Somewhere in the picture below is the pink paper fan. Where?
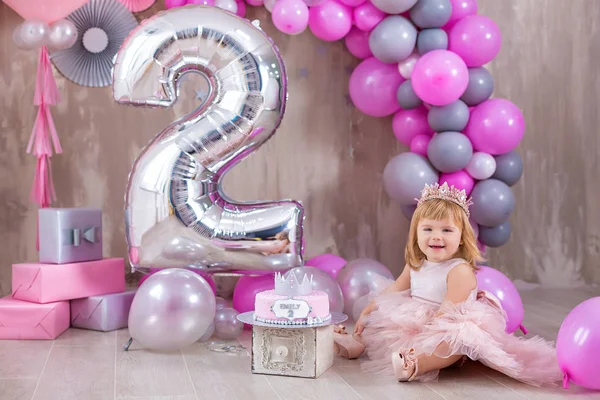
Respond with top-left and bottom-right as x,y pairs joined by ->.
117,0 -> 157,12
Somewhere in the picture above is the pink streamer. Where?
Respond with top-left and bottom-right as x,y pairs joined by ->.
28,45 -> 62,210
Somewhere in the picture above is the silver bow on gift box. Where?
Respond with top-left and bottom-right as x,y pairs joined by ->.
112,6 -> 305,275
67,227 -> 98,246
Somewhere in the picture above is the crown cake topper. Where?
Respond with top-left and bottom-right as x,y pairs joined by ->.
275,271 -> 313,296
416,182 -> 474,217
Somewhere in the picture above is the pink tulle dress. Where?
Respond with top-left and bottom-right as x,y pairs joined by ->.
359,258 -> 562,387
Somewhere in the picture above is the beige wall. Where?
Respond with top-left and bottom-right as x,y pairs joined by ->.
1,0 -> 598,297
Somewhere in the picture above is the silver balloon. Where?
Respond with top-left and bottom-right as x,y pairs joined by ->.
461,67 -> 494,106
113,6 -> 305,275
17,21 -> 48,50
284,266 -> 344,313
397,80 -> 422,110
383,152 -> 439,205
417,28 -> 448,55
369,16 -> 417,64
199,321 -> 215,341
47,19 -> 78,50
427,100 -> 469,132
478,220 -> 511,248
214,307 -> 244,340
264,0 -> 277,12
336,258 -> 394,316
427,131 -> 473,173
129,268 -> 216,351
409,0 -> 452,29
492,150 -> 523,187
470,179 -> 515,227
215,296 -> 228,310
371,0 -> 418,14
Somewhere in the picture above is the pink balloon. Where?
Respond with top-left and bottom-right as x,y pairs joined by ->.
165,0 -> 187,8
449,15 -> 502,67
236,0 -> 246,17
557,297 -> 600,390
308,0 -> 353,42
411,49 -> 469,106
464,98 -> 525,155
233,275 -> 274,314
443,0 -> 478,30
3,0 -> 87,24
305,254 -> 347,279
344,27 -> 372,59
410,134 -> 432,157
272,0 -> 309,35
186,0 -> 215,4
392,106 -> 433,146
339,0 -> 366,5
349,57 -> 404,117
353,1 -> 386,32
476,266 -> 524,334
439,170 -> 475,195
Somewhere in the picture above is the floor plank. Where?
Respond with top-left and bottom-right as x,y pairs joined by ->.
0,378 -> 38,400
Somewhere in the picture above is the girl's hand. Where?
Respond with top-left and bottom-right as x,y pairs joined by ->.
354,316 -> 367,335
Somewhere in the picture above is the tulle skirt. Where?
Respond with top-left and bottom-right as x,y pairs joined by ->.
359,290 -> 563,387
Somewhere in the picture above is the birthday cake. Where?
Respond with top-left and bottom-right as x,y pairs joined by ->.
254,271 -> 331,325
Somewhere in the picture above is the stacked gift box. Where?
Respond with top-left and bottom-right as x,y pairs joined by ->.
0,208 -> 136,340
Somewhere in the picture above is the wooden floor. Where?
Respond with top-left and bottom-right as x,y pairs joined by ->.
1,287 -> 600,400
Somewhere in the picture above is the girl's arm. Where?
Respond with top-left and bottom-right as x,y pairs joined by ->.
433,263 -> 477,317
354,264 -> 411,334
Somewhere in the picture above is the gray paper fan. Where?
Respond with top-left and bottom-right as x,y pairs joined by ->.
50,0 -> 138,87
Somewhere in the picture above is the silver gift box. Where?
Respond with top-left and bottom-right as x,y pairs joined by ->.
251,325 -> 334,379
70,289 -> 136,332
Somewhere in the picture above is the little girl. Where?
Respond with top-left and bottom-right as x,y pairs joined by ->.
333,182 -> 562,387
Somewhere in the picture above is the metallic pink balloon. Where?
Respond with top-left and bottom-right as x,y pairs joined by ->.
476,266 -> 524,334
47,19 -> 78,50
214,307 -> 244,340
349,57 -> 404,117
336,258 -> 394,315
129,268 -> 216,351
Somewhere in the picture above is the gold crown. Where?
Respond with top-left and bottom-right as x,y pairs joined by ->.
416,182 -> 473,217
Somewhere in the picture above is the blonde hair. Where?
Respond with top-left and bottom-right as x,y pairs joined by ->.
405,198 -> 484,270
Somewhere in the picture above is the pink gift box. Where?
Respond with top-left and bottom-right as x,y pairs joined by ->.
0,296 -> 70,340
12,258 -> 126,304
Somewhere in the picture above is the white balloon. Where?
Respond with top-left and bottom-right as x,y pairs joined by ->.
467,152 -> 497,180
264,0 -> 277,12
47,19 -> 78,50
398,52 -> 420,80
215,0 -> 238,13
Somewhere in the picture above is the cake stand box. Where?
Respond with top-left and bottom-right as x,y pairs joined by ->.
238,312 -> 347,379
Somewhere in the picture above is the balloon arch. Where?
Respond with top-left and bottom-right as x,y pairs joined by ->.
166,0 -> 525,251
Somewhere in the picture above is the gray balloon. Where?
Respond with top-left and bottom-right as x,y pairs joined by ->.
369,16 -> 417,63
492,151 -> 523,187
409,0 -> 452,29
371,0 -> 418,14
400,204 -> 417,221
428,100 -> 470,132
397,80 -> 422,110
383,153 -> 439,205
461,67 -> 494,106
478,220 -> 511,247
427,131 -> 473,173
336,258 -> 394,316
417,28 -> 448,54
214,307 -> 244,340
470,179 -> 515,227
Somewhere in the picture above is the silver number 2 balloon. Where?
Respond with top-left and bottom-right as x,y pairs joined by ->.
112,6 -> 305,275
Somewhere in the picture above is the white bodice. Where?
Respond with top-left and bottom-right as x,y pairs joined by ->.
410,258 -> 477,304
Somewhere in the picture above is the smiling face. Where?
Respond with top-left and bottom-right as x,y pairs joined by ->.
416,217 -> 462,263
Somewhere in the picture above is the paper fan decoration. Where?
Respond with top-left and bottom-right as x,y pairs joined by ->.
117,0 -> 157,13
50,0 -> 138,87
